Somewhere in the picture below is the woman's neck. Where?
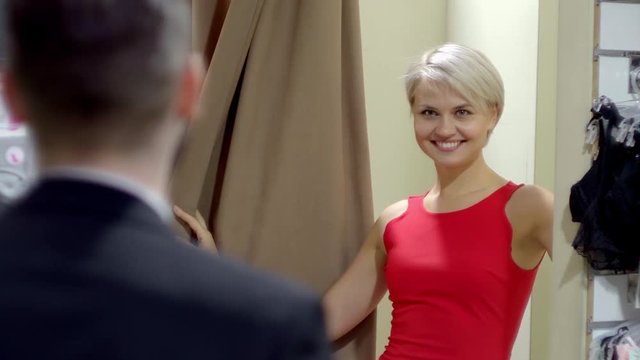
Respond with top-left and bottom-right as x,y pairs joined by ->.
431,155 -> 502,197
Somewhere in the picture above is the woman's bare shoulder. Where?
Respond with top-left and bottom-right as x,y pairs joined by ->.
507,184 -> 554,236
509,184 -> 553,215
374,199 -> 410,237
508,184 -> 554,257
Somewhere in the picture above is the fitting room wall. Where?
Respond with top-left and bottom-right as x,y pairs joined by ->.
531,0 -> 559,358
550,0 -> 594,358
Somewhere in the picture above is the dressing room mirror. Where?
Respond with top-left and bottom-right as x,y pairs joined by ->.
358,1 -> 555,358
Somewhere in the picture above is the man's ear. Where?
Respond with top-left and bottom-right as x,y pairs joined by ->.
177,53 -> 205,124
1,71 -> 27,125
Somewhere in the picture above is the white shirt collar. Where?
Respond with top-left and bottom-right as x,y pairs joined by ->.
39,166 -> 173,222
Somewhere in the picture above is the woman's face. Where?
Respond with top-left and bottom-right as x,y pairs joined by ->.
411,81 -> 497,170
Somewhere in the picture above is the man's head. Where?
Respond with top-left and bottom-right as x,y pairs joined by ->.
3,0 -> 199,157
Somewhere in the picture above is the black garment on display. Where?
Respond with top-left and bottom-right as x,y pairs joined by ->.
570,98 -> 640,271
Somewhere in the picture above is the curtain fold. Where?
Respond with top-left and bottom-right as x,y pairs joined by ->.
171,0 -> 264,220
172,1 -> 374,358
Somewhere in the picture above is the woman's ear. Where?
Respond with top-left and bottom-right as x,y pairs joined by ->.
176,54 -> 205,124
485,105 -> 499,140
489,105 -> 499,131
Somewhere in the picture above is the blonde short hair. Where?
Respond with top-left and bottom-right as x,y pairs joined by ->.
404,43 -> 504,119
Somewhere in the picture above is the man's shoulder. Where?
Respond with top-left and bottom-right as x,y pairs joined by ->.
155,247 -> 327,346
175,248 -> 321,312
148,248 -> 329,357
0,205 -> 329,358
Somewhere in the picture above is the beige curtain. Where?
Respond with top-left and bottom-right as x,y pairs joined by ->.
171,1 -> 374,358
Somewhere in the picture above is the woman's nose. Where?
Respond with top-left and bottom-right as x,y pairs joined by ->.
434,116 -> 456,137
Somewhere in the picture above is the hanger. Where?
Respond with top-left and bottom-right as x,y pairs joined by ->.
616,66 -> 640,118
590,69 -> 640,149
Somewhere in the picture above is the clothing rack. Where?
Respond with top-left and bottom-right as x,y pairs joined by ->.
579,96 -> 640,173
587,1 -> 640,358
594,49 -> 640,58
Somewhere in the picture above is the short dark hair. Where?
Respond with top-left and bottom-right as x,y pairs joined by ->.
5,0 -> 190,149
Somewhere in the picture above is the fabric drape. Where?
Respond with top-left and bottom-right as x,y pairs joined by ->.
171,1 -> 375,358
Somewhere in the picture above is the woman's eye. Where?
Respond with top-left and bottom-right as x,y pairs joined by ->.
456,109 -> 471,117
422,110 -> 438,117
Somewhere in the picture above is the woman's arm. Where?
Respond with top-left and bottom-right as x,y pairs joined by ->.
322,199 -> 407,341
507,185 -> 554,262
322,224 -> 388,340
531,187 -> 554,260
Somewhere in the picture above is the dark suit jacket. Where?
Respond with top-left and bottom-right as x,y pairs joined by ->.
0,179 -> 332,360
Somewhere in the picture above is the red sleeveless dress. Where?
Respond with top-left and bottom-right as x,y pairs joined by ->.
380,182 -> 539,360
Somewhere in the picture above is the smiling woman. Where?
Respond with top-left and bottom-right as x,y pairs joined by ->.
320,43 -> 554,360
